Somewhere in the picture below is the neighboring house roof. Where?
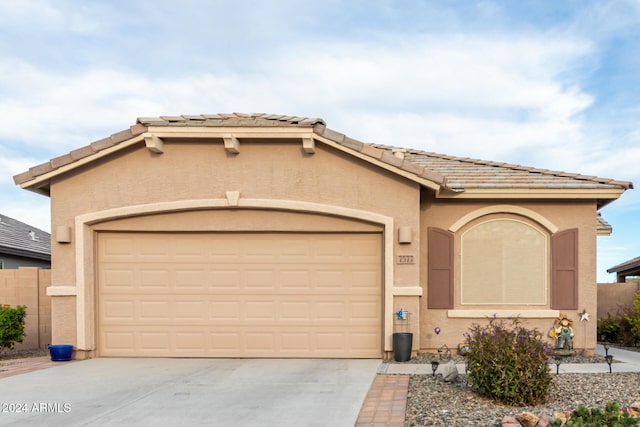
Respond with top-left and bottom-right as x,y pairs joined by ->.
596,213 -> 613,236
14,113 -> 633,209
607,256 -> 640,276
0,214 -> 51,261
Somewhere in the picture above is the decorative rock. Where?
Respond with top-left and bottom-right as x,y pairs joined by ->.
501,415 -> 521,426
516,412 -> 539,427
535,414 -> 551,427
622,400 -> 640,417
442,360 -> 459,382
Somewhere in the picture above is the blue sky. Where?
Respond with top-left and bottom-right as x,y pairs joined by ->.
1,0 -> 638,282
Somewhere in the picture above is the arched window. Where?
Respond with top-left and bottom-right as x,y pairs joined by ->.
460,218 -> 547,305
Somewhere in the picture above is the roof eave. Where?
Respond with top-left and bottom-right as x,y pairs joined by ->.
435,187 -> 627,203
0,246 -> 51,261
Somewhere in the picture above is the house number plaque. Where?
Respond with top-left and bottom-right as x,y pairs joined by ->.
396,255 -> 415,264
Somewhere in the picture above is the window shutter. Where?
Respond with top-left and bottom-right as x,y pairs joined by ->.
551,228 -> 578,310
427,227 -> 454,309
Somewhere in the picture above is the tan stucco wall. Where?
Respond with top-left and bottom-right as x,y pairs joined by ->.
48,139 -> 423,355
420,200 -> 599,355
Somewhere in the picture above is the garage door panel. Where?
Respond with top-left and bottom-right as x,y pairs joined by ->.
175,332 -> 206,350
209,332 -> 240,352
175,301 -> 206,320
98,232 -> 381,358
140,269 -> 171,288
140,301 -> 170,320
140,332 -> 170,350
103,331 -> 134,352
103,300 -> 135,321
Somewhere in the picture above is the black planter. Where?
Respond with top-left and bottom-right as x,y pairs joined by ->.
392,332 -> 413,362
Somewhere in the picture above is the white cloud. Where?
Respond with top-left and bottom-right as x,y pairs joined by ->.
0,34 -> 595,157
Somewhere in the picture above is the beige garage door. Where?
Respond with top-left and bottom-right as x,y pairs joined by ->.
97,232 -> 382,358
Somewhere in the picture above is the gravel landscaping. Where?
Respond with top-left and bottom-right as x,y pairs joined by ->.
407,372 -> 640,426
0,348 -> 48,361
405,351 -> 640,426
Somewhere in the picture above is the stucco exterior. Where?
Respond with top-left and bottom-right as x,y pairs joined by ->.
14,113 -> 632,359
420,200 -> 599,354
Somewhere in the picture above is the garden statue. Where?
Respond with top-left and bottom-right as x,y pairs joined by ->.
548,313 -> 574,350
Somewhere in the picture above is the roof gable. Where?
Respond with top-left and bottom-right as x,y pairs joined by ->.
14,113 -> 632,207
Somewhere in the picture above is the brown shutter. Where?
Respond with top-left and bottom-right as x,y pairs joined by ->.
427,227 -> 454,309
551,228 -> 578,310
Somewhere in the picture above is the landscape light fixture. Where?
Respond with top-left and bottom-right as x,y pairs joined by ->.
603,342 -> 611,356
605,354 -> 614,373
431,360 -> 440,377
553,356 -> 562,374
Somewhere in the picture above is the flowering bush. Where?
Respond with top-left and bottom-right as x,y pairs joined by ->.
465,316 -> 552,406
0,304 -> 27,349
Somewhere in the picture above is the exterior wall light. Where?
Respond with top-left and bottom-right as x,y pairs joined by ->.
398,226 -> 412,244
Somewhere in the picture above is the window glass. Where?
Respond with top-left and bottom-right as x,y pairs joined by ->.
461,218 -> 547,305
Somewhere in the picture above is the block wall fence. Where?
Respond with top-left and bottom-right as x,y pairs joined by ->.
0,267 -> 51,350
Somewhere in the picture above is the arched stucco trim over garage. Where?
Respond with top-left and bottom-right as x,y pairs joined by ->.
69,197 -> 396,354
448,204 -> 559,233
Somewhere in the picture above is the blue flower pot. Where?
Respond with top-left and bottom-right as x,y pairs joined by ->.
49,344 -> 74,361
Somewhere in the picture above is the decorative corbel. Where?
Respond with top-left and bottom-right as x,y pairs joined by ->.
143,132 -> 164,154
302,135 -> 315,154
223,135 -> 240,154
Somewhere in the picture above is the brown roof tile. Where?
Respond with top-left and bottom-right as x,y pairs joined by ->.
380,150 -> 404,168
597,213 -> 612,234
341,136 -> 364,151
369,145 -> 633,191
90,136 -> 116,152
49,154 -> 74,170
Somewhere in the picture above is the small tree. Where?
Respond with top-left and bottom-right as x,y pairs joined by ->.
624,290 -> 640,345
0,304 -> 27,349
465,316 -> 552,406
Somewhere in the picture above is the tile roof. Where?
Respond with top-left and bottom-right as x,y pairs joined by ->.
13,113 -> 633,200
597,212 -> 612,234
371,145 -> 633,191
0,214 -> 51,261
136,113 -> 326,128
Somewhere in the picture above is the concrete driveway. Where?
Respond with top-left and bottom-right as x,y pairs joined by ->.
0,358 -> 380,427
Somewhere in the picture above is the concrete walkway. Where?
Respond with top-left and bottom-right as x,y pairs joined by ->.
381,344 -> 640,375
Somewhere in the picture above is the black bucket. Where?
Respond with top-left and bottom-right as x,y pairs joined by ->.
392,332 -> 413,362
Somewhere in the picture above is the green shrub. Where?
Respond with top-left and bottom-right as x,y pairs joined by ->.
598,313 -> 623,343
624,290 -> 640,346
0,304 -> 27,349
465,317 -> 552,406
565,402 -> 640,426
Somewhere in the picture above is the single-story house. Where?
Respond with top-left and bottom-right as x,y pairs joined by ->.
14,113 -> 633,359
0,213 -> 51,269
607,256 -> 640,283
